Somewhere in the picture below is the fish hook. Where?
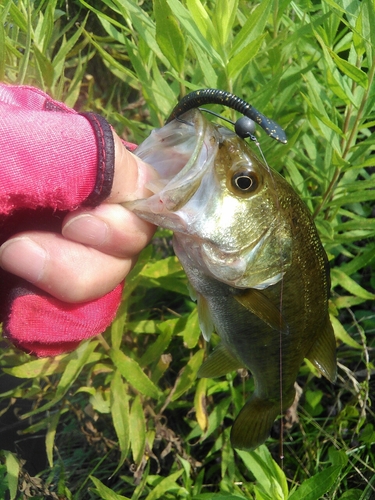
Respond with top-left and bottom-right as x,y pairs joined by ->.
166,89 -> 287,144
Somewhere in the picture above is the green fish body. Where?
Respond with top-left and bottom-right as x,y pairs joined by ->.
127,109 -> 337,450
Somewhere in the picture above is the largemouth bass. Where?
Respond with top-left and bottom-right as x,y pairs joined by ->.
126,106 -> 337,450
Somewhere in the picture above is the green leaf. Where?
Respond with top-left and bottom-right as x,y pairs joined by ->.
190,39 -> 218,88
361,0 -> 375,59
110,369 -> 130,470
330,315 -> 362,349
193,496 -> 245,500
17,0 -> 32,84
194,378 -> 208,432
0,0 -> 12,81
213,0 -> 239,47
3,451 -> 19,500
337,490 -> 363,500
328,49 -> 368,89
90,476 -> 131,499
140,256 -> 182,278
130,395 -> 146,465
52,16 -> 87,84
165,0 -> 223,65
171,349 -> 205,401
154,0 -> 186,73
82,29 -> 137,84
21,341 -> 99,418
186,0 -> 221,51
314,31 -> 355,105
35,0 -> 56,54
337,243 -> 375,276
230,0 -> 272,56
301,80 -> 342,152
2,354 -> 73,378
328,446 -> 349,466
331,268 -> 375,300
353,4 -> 367,56
182,308 -> 201,349
301,91 -> 344,137
329,190 -> 375,206
89,387 -> 111,414
203,396 -> 232,440
139,320 -> 174,367
236,446 -> 288,500
110,349 -> 160,399
288,465 -> 341,500
333,295 -> 367,309
227,34 -> 265,80
46,410 -> 61,467
144,470 -> 183,500
78,0 -> 128,32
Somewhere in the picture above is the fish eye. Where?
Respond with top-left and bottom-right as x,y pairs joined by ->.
231,170 -> 259,192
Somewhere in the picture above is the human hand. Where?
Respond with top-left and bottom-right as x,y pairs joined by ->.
0,132 -> 157,303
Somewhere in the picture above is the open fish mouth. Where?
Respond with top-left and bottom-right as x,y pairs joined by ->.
125,109 -> 215,224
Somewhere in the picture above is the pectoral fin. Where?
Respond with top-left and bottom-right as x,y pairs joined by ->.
305,315 -> 337,383
234,288 -> 289,333
197,293 -> 214,342
198,344 -> 244,378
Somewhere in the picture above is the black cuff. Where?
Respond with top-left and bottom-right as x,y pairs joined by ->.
79,112 -> 115,206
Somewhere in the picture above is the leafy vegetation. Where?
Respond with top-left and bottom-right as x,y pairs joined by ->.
0,0 -> 374,498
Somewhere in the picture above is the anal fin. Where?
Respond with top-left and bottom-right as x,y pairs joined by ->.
234,288 -> 289,333
197,343 -> 244,378
305,315 -> 337,383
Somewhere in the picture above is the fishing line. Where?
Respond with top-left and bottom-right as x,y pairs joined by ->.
251,137 -> 286,465
198,108 -> 236,126
202,103 -> 287,463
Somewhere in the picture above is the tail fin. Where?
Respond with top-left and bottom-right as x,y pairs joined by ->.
230,396 -> 281,450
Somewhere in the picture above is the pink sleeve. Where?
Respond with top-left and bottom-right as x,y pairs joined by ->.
0,84 -> 114,215
0,84 -> 125,357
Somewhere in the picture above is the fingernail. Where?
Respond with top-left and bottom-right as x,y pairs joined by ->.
63,214 -> 109,245
0,238 -> 47,283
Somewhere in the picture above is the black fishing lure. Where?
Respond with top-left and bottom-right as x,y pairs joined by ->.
166,88 -> 287,144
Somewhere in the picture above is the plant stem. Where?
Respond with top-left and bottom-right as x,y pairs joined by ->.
313,52 -> 375,219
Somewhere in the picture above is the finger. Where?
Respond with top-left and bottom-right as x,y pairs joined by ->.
62,203 -> 156,258
108,133 -> 160,203
0,233 -> 134,303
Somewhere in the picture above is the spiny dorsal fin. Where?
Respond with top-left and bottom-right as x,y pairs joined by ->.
197,343 -> 244,378
305,315 -> 337,383
234,288 -> 289,333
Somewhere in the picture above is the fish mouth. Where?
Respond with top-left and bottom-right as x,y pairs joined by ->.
124,109 -> 218,229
